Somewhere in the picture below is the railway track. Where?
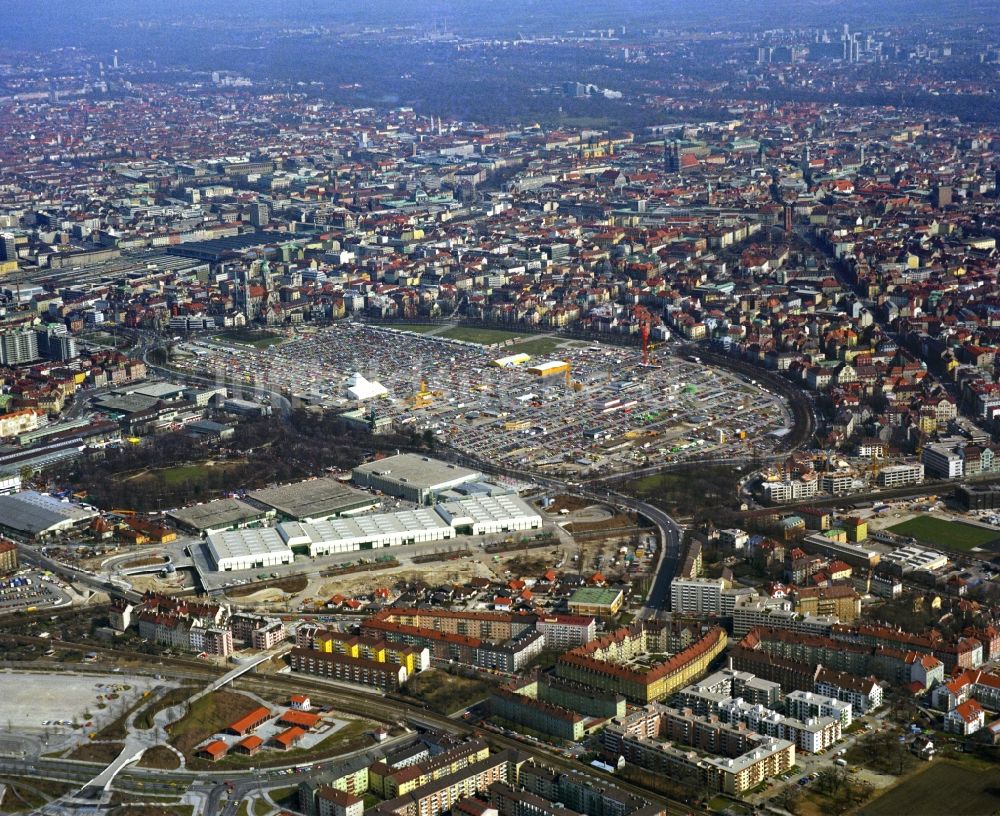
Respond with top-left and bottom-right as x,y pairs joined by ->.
0,633 -> 704,813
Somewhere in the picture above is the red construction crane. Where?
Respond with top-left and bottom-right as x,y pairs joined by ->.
635,305 -> 653,366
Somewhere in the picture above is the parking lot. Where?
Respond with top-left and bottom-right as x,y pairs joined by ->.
173,324 -> 790,477
0,670 -> 158,732
0,569 -> 70,611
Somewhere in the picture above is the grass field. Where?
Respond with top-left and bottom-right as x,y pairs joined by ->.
404,670 -> 494,715
859,760 -> 1000,816
66,741 -> 125,763
439,326 -> 530,345
265,786 -> 299,810
123,460 -> 245,492
80,331 -> 134,350
887,515 -> 1000,552
387,323 -> 442,334
94,693 -> 157,740
214,329 -> 284,349
136,745 -> 181,770
510,337 -> 566,357
167,690 -> 261,756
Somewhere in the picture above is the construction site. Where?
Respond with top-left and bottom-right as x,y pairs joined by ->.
172,322 -> 791,478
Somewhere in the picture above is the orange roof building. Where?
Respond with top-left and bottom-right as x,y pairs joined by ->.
233,735 -> 263,755
272,726 -> 307,750
197,740 -> 229,761
278,709 -> 321,730
226,706 -> 272,736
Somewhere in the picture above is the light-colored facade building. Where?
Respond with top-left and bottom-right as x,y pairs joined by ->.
670,577 -> 725,615
206,528 -> 294,571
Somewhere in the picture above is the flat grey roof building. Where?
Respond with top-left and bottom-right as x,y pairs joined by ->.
128,382 -> 188,400
352,454 -> 482,503
92,393 -> 160,415
0,491 -> 98,538
167,498 -> 274,535
247,477 -> 377,521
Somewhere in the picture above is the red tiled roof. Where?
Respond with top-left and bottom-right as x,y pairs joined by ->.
952,699 -> 984,723
278,709 -> 321,729
236,735 -> 263,751
273,726 -> 306,747
228,706 -> 271,734
199,740 -> 228,758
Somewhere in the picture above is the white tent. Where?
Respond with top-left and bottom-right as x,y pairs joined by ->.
346,372 -> 388,401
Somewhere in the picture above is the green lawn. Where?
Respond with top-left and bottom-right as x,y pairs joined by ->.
126,461 -> 245,491
439,326 -> 530,345
265,786 -> 299,810
80,331 -> 134,350
510,337 -> 567,357
387,323 -> 442,334
214,329 -> 284,349
860,760 -> 1000,816
707,797 -> 751,815
887,516 -> 1000,552
159,464 -> 218,486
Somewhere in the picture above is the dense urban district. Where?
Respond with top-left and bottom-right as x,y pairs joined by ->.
1,5 -> 1000,816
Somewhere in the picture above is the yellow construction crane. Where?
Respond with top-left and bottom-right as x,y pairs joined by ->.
411,381 -> 434,409
564,365 -> 583,392
413,380 -> 444,408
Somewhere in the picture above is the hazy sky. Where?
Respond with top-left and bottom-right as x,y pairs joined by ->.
1,0 -> 993,51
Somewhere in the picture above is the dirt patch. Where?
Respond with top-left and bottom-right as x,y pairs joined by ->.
227,587 -> 286,604
311,562 -> 494,600
543,494 -> 592,513
412,550 -> 474,564
228,574 -> 308,597
565,512 -> 639,534
120,556 -> 167,570
67,741 -> 125,763
136,745 -> 181,770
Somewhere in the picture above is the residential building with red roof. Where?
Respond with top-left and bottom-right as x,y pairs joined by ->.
945,699 -> 985,736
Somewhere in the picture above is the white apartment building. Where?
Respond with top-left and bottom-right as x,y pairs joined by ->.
814,669 -> 884,715
761,477 -> 818,504
785,690 -> 853,729
670,577 -> 725,615
535,615 -> 596,650
878,463 -> 925,488
922,444 -> 963,479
